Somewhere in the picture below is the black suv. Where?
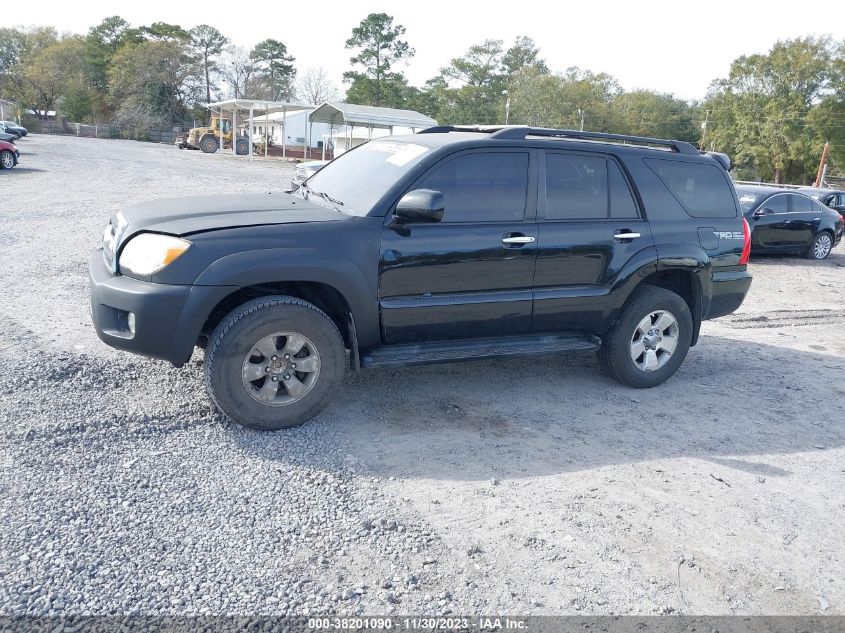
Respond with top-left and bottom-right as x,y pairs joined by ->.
89,126 -> 752,430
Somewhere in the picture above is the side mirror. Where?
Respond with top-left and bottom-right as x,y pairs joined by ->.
753,207 -> 772,219
394,189 -> 444,224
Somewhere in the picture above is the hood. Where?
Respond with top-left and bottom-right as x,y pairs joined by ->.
118,192 -> 341,239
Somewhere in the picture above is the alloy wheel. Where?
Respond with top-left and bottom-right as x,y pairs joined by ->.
630,310 -> 679,372
241,332 -> 321,406
814,234 -> 832,259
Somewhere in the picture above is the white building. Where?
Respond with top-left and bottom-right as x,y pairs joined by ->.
248,110 -> 333,150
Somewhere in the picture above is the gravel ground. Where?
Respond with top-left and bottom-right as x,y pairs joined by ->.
0,134 -> 843,617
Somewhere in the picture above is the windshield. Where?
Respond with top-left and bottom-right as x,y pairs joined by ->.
736,191 -> 764,213
301,138 -> 434,215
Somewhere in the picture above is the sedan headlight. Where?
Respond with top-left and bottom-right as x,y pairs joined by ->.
119,233 -> 191,276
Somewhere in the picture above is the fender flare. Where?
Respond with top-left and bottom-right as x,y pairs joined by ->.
193,247 -> 380,347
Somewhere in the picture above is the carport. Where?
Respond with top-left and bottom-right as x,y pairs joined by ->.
205,99 -> 314,160
308,102 -> 437,158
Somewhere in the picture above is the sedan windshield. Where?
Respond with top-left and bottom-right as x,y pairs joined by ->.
301,138 -> 434,216
736,192 -> 764,213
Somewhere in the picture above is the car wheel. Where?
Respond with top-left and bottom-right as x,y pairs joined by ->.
200,136 -> 219,153
806,232 -> 833,260
0,150 -> 14,169
205,296 -> 346,430
598,287 -> 692,388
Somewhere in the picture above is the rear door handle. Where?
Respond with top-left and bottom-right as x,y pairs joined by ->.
502,235 -> 536,246
614,232 -> 641,241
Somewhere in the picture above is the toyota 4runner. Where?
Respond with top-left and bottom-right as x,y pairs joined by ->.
89,126 -> 752,430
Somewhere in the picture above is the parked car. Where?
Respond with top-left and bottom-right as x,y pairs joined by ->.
796,186 -> 845,222
735,185 -> 843,259
289,159 -> 329,190
0,121 -> 27,137
0,139 -> 20,169
90,126 -> 753,430
0,124 -> 17,144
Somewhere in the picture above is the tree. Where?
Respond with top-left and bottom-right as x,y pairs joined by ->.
296,67 -> 338,104
507,66 -> 619,130
433,39 -> 507,124
607,90 -> 699,141
189,25 -> 228,104
19,37 -> 88,119
219,45 -> 257,99
85,16 -> 131,92
251,39 -> 296,101
343,13 -> 414,107
109,39 -> 202,125
703,37 -> 837,183
137,22 -> 191,42
502,36 -> 548,80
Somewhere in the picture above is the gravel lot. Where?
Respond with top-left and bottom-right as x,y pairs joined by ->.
1,134 -> 843,617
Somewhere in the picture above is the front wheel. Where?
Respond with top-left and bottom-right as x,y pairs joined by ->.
205,296 -> 346,430
598,287 -> 693,388
806,232 -> 833,260
200,136 -> 219,153
0,150 -> 14,169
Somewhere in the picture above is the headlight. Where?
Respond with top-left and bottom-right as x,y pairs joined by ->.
118,233 -> 191,276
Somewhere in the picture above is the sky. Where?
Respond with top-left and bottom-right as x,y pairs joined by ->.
16,0 -> 845,101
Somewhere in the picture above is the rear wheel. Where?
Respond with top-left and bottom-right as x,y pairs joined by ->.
236,139 -> 249,155
0,150 -> 14,169
200,135 -> 219,153
205,296 -> 346,430
598,287 -> 692,388
806,231 -> 833,260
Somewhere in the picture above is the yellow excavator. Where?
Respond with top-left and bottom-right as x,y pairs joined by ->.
176,116 -> 249,154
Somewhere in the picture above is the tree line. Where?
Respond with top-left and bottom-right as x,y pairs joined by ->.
1,13 -> 843,183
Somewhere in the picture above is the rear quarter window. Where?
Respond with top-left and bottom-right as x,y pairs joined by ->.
645,159 -> 738,218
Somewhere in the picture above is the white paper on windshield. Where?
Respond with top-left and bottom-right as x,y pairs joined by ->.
385,143 -> 429,166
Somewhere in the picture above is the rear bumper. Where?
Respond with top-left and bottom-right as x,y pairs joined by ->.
705,270 -> 753,320
88,249 -> 235,365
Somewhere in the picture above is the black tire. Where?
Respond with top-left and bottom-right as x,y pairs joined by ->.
597,286 -> 692,389
806,231 -> 833,260
205,296 -> 346,430
235,139 -> 249,155
0,150 -> 14,170
200,135 -> 219,153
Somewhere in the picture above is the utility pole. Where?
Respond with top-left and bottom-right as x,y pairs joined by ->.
814,141 -> 830,188
502,90 -> 510,125
578,108 -> 584,131
699,110 -> 709,151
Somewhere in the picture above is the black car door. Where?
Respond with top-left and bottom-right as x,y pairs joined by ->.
748,193 -> 790,249
378,149 -> 538,344
784,194 -> 820,248
532,151 -> 654,332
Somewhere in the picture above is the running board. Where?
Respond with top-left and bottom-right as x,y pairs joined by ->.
361,333 -> 601,369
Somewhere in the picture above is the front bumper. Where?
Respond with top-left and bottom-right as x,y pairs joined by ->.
89,249 -> 236,366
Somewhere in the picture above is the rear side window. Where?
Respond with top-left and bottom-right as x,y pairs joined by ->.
645,159 -> 737,218
418,152 -> 529,223
790,194 -> 814,213
545,154 -> 608,219
609,161 -> 639,219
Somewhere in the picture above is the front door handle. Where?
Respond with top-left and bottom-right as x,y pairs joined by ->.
614,232 -> 641,241
502,234 -> 536,246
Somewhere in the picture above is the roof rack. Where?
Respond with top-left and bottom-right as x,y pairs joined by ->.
417,124 -> 699,155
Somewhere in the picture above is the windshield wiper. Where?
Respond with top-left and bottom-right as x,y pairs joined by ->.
300,183 -> 344,211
